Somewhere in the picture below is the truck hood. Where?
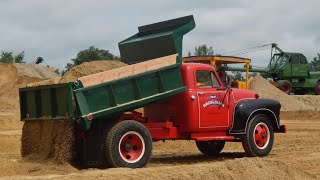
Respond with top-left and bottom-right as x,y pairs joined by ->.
230,88 -> 258,103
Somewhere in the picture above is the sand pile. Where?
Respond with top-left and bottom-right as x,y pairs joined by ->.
0,63 -> 59,130
21,60 -> 127,163
0,63 -> 59,100
27,60 -> 127,87
249,75 -> 315,111
292,95 -> 320,110
61,60 -> 127,83
13,63 -> 59,79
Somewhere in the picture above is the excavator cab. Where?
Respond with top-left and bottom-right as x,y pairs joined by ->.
268,44 -> 309,80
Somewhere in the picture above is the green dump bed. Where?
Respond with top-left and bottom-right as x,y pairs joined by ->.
19,15 -> 195,130
19,83 -> 75,121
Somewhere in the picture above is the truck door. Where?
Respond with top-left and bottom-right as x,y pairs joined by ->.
196,70 -> 229,128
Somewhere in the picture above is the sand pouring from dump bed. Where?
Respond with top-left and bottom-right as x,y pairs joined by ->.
21,120 -> 74,163
20,60 -> 127,163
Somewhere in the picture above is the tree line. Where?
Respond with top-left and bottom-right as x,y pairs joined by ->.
310,53 -> 320,71
0,51 -> 25,63
1,45 -> 320,77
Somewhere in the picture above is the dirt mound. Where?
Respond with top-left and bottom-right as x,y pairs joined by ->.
249,75 -> 315,111
0,63 -> 59,99
0,63 -> 59,130
13,63 -> 59,79
27,60 -> 127,87
292,95 -> 320,110
61,60 -> 127,83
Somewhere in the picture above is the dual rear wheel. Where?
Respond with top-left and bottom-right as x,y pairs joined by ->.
105,120 -> 152,168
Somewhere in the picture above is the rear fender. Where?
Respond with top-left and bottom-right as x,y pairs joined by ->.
229,99 -> 281,134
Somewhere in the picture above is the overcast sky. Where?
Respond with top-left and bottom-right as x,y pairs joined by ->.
1,0 -> 319,69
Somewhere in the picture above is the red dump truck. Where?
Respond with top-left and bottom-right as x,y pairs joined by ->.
19,15 -> 286,168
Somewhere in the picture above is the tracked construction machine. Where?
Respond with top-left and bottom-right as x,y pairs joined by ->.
19,15 -> 286,168
225,43 -> 320,94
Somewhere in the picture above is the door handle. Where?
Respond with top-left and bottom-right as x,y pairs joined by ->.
198,92 -> 205,95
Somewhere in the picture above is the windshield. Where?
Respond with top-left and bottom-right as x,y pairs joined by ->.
269,53 -> 289,71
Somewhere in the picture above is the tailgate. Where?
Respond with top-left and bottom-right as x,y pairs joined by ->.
19,83 -> 74,121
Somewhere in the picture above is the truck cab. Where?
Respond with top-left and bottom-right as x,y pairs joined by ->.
139,62 -> 286,167
144,63 -> 285,139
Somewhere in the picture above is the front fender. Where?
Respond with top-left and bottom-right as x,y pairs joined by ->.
229,99 -> 281,134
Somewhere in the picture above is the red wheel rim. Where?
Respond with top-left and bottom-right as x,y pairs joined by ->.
253,122 -> 270,149
282,83 -> 291,94
316,83 -> 320,93
118,131 -> 145,163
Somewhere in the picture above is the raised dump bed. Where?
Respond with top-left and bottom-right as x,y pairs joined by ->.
19,15 -> 195,130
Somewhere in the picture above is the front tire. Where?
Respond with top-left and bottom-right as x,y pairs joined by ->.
105,120 -> 152,168
242,114 -> 274,157
196,141 -> 225,156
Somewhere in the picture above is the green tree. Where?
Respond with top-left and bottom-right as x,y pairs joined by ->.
0,51 -> 25,63
194,44 -> 214,56
65,46 -> 119,71
310,53 -> 320,71
1,51 -> 13,63
14,51 -> 25,63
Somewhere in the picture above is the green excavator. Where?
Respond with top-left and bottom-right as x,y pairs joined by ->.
224,43 -> 320,95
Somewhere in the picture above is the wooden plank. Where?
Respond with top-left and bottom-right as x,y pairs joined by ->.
78,54 -> 178,87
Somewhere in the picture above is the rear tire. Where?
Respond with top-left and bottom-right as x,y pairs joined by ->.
105,120 -> 152,168
278,80 -> 292,94
315,81 -> 320,95
242,114 -> 274,157
196,141 -> 225,156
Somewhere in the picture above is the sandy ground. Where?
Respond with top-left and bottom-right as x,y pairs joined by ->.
0,113 -> 319,180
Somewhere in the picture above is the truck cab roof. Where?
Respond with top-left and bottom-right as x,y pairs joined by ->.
182,62 -> 214,70
181,62 -> 224,89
